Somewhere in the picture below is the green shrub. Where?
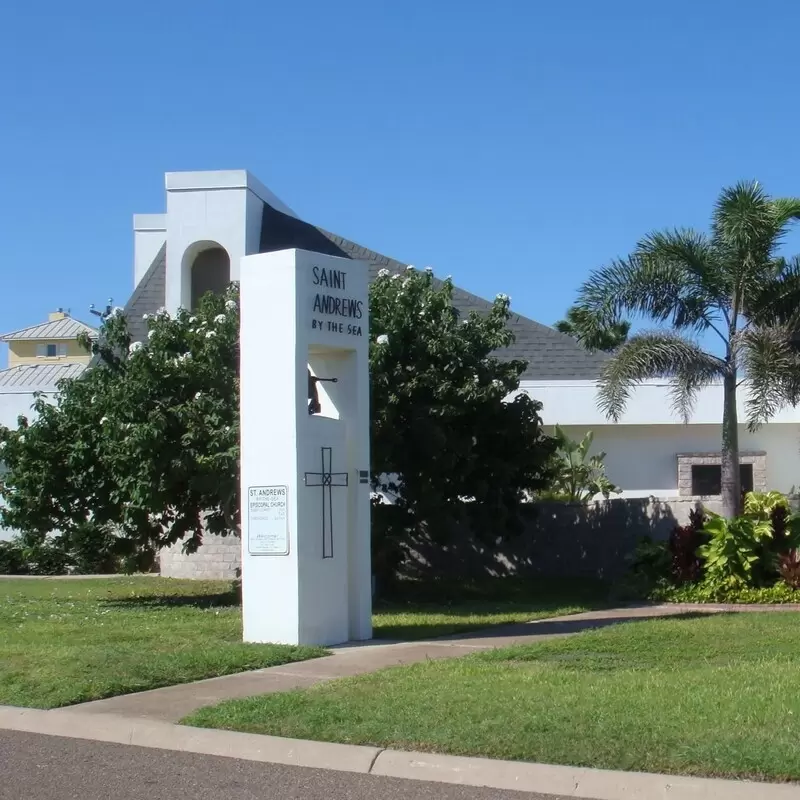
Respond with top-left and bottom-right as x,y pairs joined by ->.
0,539 -> 28,575
696,512 -> 772,589
652,581 -> 800,604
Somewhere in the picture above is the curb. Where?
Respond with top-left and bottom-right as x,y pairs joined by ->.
2,706 -> 799,799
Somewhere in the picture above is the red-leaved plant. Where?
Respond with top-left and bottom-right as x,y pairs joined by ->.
778,550 -> 800,589
668,506 -> 707,583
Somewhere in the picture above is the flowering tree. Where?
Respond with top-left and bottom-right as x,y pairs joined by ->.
370,268 -> 554,554
0,271 -> 553,564
0,287 -> 239,555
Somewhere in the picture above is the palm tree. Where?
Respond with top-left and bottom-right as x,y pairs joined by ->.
576,181 -> 800,518
554,305 -> 630,351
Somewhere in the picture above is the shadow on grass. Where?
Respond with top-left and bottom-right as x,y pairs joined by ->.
100,588 -> 241,610
438,609 -> 717,642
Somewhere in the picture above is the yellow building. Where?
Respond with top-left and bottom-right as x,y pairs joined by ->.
1,310 -> 95,370
0,311 -> 97,402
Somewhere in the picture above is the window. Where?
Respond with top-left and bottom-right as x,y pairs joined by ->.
36,343 -> 67,358
690,464 -> 754,496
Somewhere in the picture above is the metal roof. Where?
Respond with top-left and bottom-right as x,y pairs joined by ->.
1,317 -> 97,342
0,363 -> 87,392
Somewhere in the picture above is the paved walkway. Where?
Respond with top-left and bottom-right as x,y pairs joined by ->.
58,602 -> 758,723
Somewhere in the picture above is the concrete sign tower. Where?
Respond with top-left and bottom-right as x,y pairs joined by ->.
239,248 -> 372,645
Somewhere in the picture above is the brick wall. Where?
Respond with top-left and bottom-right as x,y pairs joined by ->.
159,533 -> 241,580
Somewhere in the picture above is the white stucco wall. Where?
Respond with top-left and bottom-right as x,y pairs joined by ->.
553,422 -> 800,498
163,170 -> 292,313
133,214 -> 166,286
521,379 -> 800,427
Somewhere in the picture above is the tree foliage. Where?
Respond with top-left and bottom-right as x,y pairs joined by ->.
0,270 -> 555,562
0,288 -> 239,555
370,268 -> 555,542
554,305 -> 629,351
575,181 -> 800,517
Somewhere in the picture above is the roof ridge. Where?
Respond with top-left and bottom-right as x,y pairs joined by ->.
0,317 -> 97,341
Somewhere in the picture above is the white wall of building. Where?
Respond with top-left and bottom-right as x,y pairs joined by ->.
163,170 -> 294,313
553,422 -> 800,498
520,380 -> 800,427
133,214 -> 166,286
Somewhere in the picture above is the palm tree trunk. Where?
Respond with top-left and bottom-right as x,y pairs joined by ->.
720,371 -> 741,518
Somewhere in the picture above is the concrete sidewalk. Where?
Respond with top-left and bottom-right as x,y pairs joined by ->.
59,603 -> 719,723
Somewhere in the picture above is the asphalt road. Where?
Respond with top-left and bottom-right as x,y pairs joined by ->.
0,731 -> 568,800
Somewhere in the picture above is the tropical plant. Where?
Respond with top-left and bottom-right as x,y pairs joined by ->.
554,305 -> 630,351
743,490 -> 789,520
545,426 -> 618,502
575,181 -> 800,518
696,512 -> 773,588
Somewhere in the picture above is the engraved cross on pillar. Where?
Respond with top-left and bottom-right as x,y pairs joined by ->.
304,446 -> 349,559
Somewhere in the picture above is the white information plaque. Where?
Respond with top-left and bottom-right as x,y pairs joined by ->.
247,486 -> 289,556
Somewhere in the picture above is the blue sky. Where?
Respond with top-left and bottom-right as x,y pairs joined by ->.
2,0 -> 800,366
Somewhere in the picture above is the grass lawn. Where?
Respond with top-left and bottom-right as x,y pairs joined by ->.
372,576 -> 609,639
186,612 -> 800,782
0,577 -> 325,709
0,575 -> 605,709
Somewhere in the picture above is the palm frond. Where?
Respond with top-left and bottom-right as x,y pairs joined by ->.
738,325 -> 800,429
713,180 -> 773,252
770,198 -> 800,227
598,332 -> 725,422
579,235 -> 722,336
746,255 -> 800,328
637,228 -> 724,292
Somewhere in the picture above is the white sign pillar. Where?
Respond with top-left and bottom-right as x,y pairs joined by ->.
239,248 -> 372,645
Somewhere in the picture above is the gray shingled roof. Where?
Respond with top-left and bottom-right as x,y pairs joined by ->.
0,362 -> 87,392
123,243 -> 166,344
125,205 -> 607,380
1,317 -> 97,342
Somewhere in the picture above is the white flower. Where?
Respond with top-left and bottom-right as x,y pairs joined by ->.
100,417 -> 108,425
377,268 -> 390,278
376,334 -> 389,345
147,330 -> 156,340
156,306 -> 168,317
181,352 -> 192,361
195,392 -> 202,400
142,313 -> 150,321
17,435 -> 24,443
391,274 -> 401,281
214,314 -> 226,324
0,441 -> 6,450
492,379 -> 504,389
225,299 -> 236,311
129,341 -> 144,354
205,331 -> 216,339
425,266 -> 433,273
189,316 -> 197,324
496,292 -> 510,302
108,306 -> 123,318
405,264 -> 415,271
473,375 -> 480,383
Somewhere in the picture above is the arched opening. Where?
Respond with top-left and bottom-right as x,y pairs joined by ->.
189,245 -> 230,310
